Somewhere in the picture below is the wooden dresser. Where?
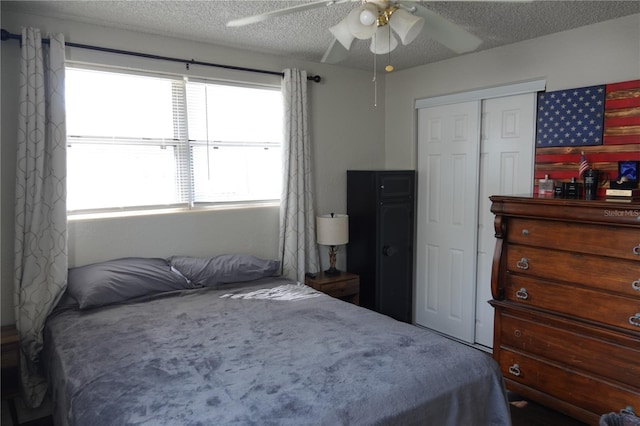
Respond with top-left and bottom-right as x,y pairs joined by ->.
489,195 -> 640,425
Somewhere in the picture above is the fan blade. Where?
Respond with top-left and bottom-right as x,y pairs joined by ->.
227,0 -> 350,27
400,2 -> 482,54
321,38 -> 350,64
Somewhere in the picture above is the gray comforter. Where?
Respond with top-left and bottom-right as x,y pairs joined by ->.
44,278 -> 511,426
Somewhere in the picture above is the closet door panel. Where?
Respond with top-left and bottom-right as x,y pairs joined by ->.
415,101 -> 481,343
475,93 -> 536,348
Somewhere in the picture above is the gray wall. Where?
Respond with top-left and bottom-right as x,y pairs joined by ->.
0,9 -> 387,325
2,10 -> 638,325
384,13 -> 640,169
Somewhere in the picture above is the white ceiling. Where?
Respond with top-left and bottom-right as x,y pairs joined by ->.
4,1 -> 640,72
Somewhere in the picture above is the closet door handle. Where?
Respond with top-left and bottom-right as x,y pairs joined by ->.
516,258 -> 529,270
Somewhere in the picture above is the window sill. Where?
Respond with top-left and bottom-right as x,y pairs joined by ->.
67,201 -> 280,222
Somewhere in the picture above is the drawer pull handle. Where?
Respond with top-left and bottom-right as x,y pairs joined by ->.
634,244 -> 640,256
508,364 -> 521,377
522,229 -> 529,236
516,258 -> 529,270
516,288 -> 529,300
630,313 -> 640,327
632,280 -> 640,291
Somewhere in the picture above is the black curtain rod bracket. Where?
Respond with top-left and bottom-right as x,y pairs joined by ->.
1,29 -> 321,83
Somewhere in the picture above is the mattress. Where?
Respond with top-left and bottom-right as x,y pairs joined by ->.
44,277 -> 511,425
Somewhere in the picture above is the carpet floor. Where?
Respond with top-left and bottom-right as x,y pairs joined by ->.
509,393 -> 588,426
11,394 -> 591,426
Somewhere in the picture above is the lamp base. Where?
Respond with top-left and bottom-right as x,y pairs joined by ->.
324,267 -> 341,276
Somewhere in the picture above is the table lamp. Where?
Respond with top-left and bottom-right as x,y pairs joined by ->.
316,213 -> 349,275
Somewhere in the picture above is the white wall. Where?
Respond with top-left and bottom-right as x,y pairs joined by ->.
0,9 -> 387,325
384,13 -> 640,169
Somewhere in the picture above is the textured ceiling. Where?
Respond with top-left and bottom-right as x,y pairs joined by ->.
3,1 -> 640,71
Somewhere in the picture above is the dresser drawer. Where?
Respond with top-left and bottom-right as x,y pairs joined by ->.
497,348 -> 640,418
507,218 -> 640,261
497,310 -> 640,388
506,244 -> 640,297
505,274 -> 640,332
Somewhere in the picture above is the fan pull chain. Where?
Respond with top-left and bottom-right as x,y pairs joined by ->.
386,24 -> 394,73
372,33 -> 377,107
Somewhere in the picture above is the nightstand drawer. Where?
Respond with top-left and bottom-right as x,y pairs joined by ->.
315,278 -> 359,298
1,325 -> 19,397
305,272 -> 360,304
1,344 -> 18,368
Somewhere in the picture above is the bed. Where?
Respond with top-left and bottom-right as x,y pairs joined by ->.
43,255 -> 511,426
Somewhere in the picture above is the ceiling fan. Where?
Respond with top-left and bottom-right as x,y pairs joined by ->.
227,0 -> 484,67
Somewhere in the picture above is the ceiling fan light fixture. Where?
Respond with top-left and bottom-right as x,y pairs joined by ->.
348,4 -> 378,39
370,25 -> 397,55
329,18 -> 355,49
359,7 -> 377,26
389,9 -> 425,45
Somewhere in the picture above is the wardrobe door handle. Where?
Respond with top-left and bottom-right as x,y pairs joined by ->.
632,279 -> 640,291
630,313 -> 640,327
508,364 -> 522,377
383,245 -> 397,257
633,244 -> 640,256
516,258 -> 529,270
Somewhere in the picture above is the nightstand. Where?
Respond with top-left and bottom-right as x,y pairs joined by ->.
305,271 -> 359,305
1,324 -> 20,425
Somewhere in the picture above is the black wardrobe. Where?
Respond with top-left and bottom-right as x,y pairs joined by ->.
346,170 -> 415,323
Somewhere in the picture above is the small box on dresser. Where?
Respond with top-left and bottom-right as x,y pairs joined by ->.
489,195 -> 640,425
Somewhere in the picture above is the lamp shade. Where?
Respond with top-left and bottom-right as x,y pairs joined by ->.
347,4 -> 378,40
370,25 -> 398,54
389,9 -> 424,45
329,17 -> 355,50
316,214 -> 349,246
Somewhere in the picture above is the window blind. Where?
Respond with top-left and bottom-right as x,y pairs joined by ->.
66,66 -> 283,213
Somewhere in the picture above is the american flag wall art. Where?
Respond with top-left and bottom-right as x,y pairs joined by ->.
536,85 -> 605,147
604,79 -> 640,145
534,79 -> 639,198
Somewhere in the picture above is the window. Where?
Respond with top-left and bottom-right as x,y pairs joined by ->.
65,66 -> 283,213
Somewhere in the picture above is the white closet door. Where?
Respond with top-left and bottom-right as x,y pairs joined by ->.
415,101 -> 481,343
474,93 -> 536,348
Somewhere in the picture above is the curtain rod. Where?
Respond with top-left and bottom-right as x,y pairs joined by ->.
0,29 -> 321,83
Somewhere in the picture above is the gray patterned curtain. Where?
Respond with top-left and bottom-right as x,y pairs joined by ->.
14,27 -> 68,408
279,69 -> 319,281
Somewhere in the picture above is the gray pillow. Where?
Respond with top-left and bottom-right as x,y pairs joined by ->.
169,254 -> 280,287
67,257 -> 190,310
